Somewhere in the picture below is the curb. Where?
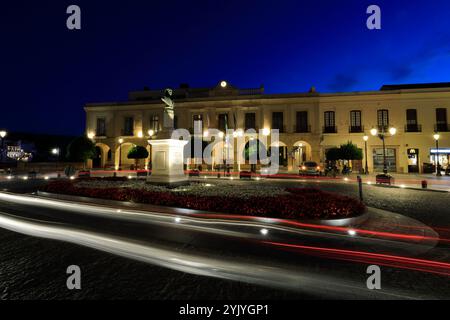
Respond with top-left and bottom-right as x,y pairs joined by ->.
368,183 -> 449,193
37,191 -> 368,227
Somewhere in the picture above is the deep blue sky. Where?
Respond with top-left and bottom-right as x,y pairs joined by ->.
1,0 -> 450,135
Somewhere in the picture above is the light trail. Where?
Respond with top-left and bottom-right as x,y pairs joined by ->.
264,241 -> 450,277
0,211 -> 425,299
0,191 -> 448,279
0,192 -> 444,247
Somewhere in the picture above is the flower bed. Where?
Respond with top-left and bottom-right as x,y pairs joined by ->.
40,180 -> 366,220
74,179 -> 291,199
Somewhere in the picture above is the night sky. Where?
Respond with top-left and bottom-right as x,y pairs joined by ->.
1,0 -> 450,135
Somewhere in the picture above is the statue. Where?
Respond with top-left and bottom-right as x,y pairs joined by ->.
161,88 -> 175,125
148,87 -> 189,185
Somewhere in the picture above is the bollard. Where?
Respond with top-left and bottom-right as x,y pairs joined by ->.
357,175 -> 363,201
422,180 -> 428,189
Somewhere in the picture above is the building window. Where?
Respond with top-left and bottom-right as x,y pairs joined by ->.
405,109 -> 421,132
123,117 -> 134,136
150,115 -> 159,133
245,113 -> 256,130
350,111 -> 362,133
218,114 -> 228,131
324,111 -> 336,133
193,114 -> 203,134
174,115 -> 179,130
96,118 -> 106,136
436,108 -> 448,132
272,112 -> 284,132
373,148 -> 397,173
296,111 -> 309,133
377,109 -> 389,131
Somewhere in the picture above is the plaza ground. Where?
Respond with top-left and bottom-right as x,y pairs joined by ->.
0,177 -> 449,299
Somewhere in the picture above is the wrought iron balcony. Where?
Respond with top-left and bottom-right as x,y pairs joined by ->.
121,129 -> 134,137
435,123 -> 450,132
294,125 -> 311,133
323,126 -> 338,134
404,124 -> 422,133
272,125 -> 286,133
349,126 -> 364,133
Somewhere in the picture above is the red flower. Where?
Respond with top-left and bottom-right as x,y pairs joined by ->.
40,181 -> 366,220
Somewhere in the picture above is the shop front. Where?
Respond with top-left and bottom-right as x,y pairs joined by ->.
373,148 -> 397,173
430,148 -> 450,170
407,148 -> 420,173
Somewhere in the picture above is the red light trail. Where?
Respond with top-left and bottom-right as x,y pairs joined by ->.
264,241 -> 450,277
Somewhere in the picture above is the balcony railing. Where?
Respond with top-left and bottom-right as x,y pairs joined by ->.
349,126 -> 364,133
435,123 -> 450,132
323,126 -> 338,134
294,125 -> 311,133
96,130 -> 107,137
404,124 -> 422,133
244,126 -> 259,132
272,125 -> 286,133
121,129 -> 134,137
377,125 -> 392,133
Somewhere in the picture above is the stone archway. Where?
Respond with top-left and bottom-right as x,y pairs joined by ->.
94,143 -> 111,169
293,141 -> 313,168
115,142 -> 135,170
269,141 -> 288,168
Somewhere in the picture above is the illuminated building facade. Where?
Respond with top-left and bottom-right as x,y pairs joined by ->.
85,82 -> 450,174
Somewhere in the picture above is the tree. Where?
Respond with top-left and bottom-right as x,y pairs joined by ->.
326,143 -> 363,162
339,141 -> 363,161
325,147 -> 341,162
244,140 -> 267,173
66,136 -> 96,169
127,145 -> 149,170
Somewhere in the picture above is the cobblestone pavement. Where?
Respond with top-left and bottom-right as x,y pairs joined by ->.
0,179 -> 449,300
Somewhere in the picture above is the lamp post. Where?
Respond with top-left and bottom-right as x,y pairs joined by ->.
434,134 -> 442,176
52,148 -> 60,177
0,130 -> 7,163
363,135 -> 369,175
148,130 -> 155,172
118,138 -> 124,171
371,126 -> 397,175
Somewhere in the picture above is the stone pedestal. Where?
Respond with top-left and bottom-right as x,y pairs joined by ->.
147,138 -> 189,185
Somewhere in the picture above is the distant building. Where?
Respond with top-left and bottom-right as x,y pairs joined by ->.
3,140 -> 35,163
85,81 -> 450,174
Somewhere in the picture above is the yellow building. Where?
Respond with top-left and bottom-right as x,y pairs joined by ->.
85,81 -> 450,174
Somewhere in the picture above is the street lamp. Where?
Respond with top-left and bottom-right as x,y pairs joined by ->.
371,126 -> 396,175
0,130 -> 7,163
363,135 -> 369,175
52,148 -> 60,177
262,128 -> 271,136
147,130 -> 155,171
434,134 -> 442,176
118,138 -> 124,171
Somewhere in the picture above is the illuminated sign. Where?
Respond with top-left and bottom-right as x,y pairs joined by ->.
430,148 -> 450,154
